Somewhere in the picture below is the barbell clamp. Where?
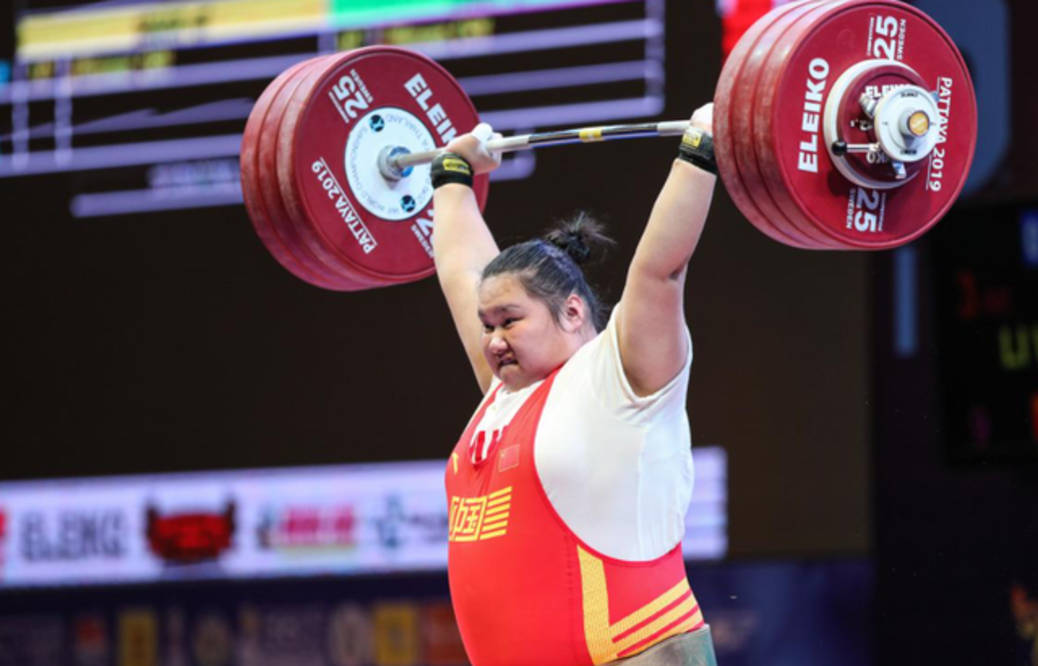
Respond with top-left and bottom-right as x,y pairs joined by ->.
831,140 -> 881,157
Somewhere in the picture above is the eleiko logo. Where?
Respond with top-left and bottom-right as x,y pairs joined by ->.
20,509 -> 129,561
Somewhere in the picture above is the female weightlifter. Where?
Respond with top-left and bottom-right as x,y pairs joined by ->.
431,103 -> 719,666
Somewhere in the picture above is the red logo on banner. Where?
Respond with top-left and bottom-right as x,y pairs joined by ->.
257,505 -> 357,549
0,508 -> 6,573
146,502 -> 235,563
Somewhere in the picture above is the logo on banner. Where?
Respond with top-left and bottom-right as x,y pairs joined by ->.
374,495 -> 448,551
146,501 -> 235,563
20,508 -> 129,562
256,504 -> 357,550
0,507 -> 7,574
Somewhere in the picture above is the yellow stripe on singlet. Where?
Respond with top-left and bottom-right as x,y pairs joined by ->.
577,545 -> 703,663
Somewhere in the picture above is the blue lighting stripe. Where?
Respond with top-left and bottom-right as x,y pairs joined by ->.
893,245 -> 918,358
4,99 -> 255,141
0,133 -> 243,176
70,185 -> 243,218
1021,209 -> 1038,268
68,152 -> 535,217
480,95 -> 664,131
0,54 -> 308,103
409,18 -> 660,59
459,60 -> 661,95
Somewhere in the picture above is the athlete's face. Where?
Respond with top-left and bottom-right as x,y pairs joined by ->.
477,273 -> 584,391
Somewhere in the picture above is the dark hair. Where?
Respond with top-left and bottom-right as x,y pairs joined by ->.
481,212 -> 614,331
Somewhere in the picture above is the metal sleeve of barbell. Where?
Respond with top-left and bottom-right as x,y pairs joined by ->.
391,120 -> 691,170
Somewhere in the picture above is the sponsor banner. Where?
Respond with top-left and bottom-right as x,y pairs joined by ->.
243,464 -> 450,577
0,448 -> 725,587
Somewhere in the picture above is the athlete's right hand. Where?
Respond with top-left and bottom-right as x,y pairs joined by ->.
690,102 -> 713,135
445,122 -> 503,175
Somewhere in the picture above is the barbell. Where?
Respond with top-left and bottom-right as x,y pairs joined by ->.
239,0 -> 977,290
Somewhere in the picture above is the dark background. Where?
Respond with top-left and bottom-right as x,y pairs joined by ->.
2,1 -> 1037,664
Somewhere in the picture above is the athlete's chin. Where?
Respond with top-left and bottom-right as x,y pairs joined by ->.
500,368 -> 552,392
496,364 -> 528,390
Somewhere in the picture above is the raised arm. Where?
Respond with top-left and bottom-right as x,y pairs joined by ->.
431,124 -> 503,394
616,103 -> 717,396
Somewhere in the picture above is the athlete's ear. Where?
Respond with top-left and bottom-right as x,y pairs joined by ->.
560,293 -> 587,333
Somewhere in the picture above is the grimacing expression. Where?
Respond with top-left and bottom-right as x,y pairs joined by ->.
477,273 -> 579,390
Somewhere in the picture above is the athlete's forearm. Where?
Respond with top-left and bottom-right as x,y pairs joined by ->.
628,159 -> 716,283
432,183 -> 498,392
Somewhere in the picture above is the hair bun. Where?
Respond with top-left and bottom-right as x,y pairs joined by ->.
544,212 -> 613,266
555,232 -> 590,263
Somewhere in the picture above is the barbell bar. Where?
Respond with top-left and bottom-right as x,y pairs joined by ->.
379,121 -> 693,180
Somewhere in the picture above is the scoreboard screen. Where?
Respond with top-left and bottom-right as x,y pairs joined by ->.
932,203 -> 1038,464
1,0 -> 666,216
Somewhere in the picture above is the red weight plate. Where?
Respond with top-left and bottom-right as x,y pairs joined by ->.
745,0 -> 857,249
242,58 -> 348,289
751,0 -> 869,249
277,45 -> 489,285
256,56 -> 380,291
754,0 -> 977,249
726,0 -> 841,249
716,0 -> 824,249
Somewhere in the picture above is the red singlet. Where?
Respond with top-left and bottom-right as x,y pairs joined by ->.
446,371 -> 704,665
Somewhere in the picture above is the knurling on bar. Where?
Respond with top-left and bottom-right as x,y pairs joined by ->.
379,120 -> 691,180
